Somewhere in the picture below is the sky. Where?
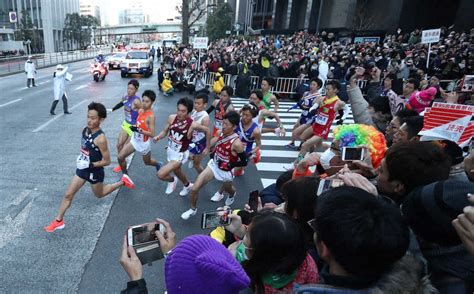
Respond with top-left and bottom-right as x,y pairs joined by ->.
95,0 -> 181,26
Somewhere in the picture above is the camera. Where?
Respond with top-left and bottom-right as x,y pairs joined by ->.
127,222 -> 165,264
201,208 -> 232,229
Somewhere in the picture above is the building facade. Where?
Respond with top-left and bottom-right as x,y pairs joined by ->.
229,0 -> 473,34
1,0 -> 80,53
80,0 -> 101,25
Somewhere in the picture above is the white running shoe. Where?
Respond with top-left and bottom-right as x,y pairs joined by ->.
179,183 -> 193,196
165,176 -> 177,194
210,191 -> 224,202
181,208 -> 197,220
225,194 -> 235,206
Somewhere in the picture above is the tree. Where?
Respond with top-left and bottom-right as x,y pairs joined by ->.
177,0 -> 207,45
206,2 -> 233,41
63,13 -> 99,49
352,0 -> 379,31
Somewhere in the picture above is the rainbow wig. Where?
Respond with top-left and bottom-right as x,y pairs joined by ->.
333,124 -> 387,168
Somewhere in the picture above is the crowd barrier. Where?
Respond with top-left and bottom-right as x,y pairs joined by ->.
185,71 -> 457,97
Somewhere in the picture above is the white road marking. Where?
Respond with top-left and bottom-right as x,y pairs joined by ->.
261,178 -> 276,188
32,100 -> 88,132
74,84 -> 88,91
0,98 -> 22,108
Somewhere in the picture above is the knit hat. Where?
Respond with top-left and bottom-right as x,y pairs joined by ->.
406,87 -> 437,113
401,180 -> 474,246
165,235 -> 250,294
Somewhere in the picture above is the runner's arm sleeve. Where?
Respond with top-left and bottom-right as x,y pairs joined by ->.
206,105 -> 215,113
228,151 -> 248,168
112,101 -> 124,111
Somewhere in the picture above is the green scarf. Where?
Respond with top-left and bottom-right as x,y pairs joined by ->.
262,270 -> 297,289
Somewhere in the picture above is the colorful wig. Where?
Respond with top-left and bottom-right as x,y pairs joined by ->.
333,124 -> 387,168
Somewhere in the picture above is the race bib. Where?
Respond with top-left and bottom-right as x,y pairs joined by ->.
76,149 -> 90,169
314,113 -> 329,125
215,119 -> 223,130
168,140 -> 182,152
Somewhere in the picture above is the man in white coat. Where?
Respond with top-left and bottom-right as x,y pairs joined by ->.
50,64 -> 71,115
24,56 -> 37,88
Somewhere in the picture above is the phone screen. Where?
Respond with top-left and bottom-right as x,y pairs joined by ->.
248,190 -> 259,211
129,224 -> 162,246
201,209 -> 232,229
342,147 -> 364,161
317,178 -> 344,196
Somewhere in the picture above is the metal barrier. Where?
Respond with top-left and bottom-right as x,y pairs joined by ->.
0,48 -> 112,76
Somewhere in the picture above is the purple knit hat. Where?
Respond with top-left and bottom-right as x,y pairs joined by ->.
165,235 -> 250,294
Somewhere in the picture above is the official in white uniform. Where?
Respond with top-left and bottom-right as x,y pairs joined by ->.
50,64 -> 71,115
24,56 -> 37,88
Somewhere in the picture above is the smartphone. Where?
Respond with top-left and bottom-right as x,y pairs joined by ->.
342,147 -> 365,161
127,223 -> 165,264
248,190 -> 259,212
201,208 -> 232,229
317,178 -> 344,196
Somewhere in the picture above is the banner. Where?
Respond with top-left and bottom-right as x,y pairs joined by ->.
419,102 -> 474,147
421,29 -> 441,44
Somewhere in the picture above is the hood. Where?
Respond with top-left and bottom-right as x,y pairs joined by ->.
369,254 -> 436,294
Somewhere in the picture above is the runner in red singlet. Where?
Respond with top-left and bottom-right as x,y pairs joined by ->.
207,86 -> 235,137
153,98 -> 210,196
181,111 -> 248,220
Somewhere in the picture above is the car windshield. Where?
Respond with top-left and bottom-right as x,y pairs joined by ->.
126,52 -> 148,59
114,53 -> 126,58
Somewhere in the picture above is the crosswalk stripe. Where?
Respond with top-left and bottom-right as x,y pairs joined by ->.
260,150 -> 300,158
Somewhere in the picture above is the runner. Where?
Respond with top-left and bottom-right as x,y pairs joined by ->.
295,80 -> 346,163
286,78 -> 323,149
181,111 -> 248,220
111,79 -> 142,173
188,93 -> 211,174
206,86 -> 235,137
261,77 -> 279,112
233,102 -> 261,176
117,90 -> 162,183
44,102 -> 133,233
248,90 -> 286,136
153,97 -> 210,196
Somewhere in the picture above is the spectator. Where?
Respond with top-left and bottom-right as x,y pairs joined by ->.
213,67 -> 225,95
258,169 -> 293,206
157,63 -> 166,91
297,186 -> 434,293
402,180 -> 474,293
392,115 -> 424,144
161,71 -> 174,96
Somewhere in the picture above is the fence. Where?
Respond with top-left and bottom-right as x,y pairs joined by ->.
190,71 -> 457,97
0,48 -> 112,76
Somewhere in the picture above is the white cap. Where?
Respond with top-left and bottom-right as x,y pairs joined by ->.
56,64 -> 63,70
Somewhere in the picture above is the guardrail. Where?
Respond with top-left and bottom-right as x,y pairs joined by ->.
0,48 -> 112,76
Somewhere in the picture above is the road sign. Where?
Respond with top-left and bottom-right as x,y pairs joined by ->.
193,37 -> 208,49
421,29 -> 441,44
9,11 -> 17,23
226,30 -> 231,35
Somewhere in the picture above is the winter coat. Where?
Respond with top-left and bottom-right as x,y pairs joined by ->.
53,67 -> 68,100
213,73 -> 225,94
161,78 -> 173,92
25,60 -> 36,79
294,254 -> 436,294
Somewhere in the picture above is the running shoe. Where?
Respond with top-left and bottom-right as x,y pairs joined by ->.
165,176 -> 177,194
121,174 -> 135,189
181,208 -> 197,220
233,169 -> 245,177
210,191 -> 224,202
252,149 -> 261,164
155,161 -> 163,172
179,183 -> 193,196
285,142 -> 298,150
113,165 -> 122,173
225,194 -> 235,206
44,219 -> 65,233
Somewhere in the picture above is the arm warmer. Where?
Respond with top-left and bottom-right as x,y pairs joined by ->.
112,101 -> 124,111
206,105 -> 215,114
228,151 -> 248,169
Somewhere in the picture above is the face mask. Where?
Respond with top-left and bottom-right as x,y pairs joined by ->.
235,241 -> 249,263
320,148 -> 336,169
459,63 -> 465,69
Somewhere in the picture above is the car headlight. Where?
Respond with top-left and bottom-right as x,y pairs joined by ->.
140,63 -> 148,67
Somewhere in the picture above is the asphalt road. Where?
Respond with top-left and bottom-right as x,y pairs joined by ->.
0,59 -> 263,293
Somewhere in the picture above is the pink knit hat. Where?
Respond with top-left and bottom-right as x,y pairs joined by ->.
406,87 -> 437,113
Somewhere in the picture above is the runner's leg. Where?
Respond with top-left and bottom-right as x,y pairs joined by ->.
117,129 -> 129,154
55,175 -> 86,221
117,142 -> 135,174
299,135 -> 323,156
189,166 -> 214,208
173,165 -> 190,186
142,152 -> 158,167
91,181 -> 124,198
221,181 -> 236,196
193,153 -> 205,173
157,161 -> 181,182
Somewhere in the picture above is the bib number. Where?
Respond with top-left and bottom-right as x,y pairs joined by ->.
215,120 -> 223,130
76,149 -> 90,170
168,140 -> 183,152
314,114 -> 329,125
